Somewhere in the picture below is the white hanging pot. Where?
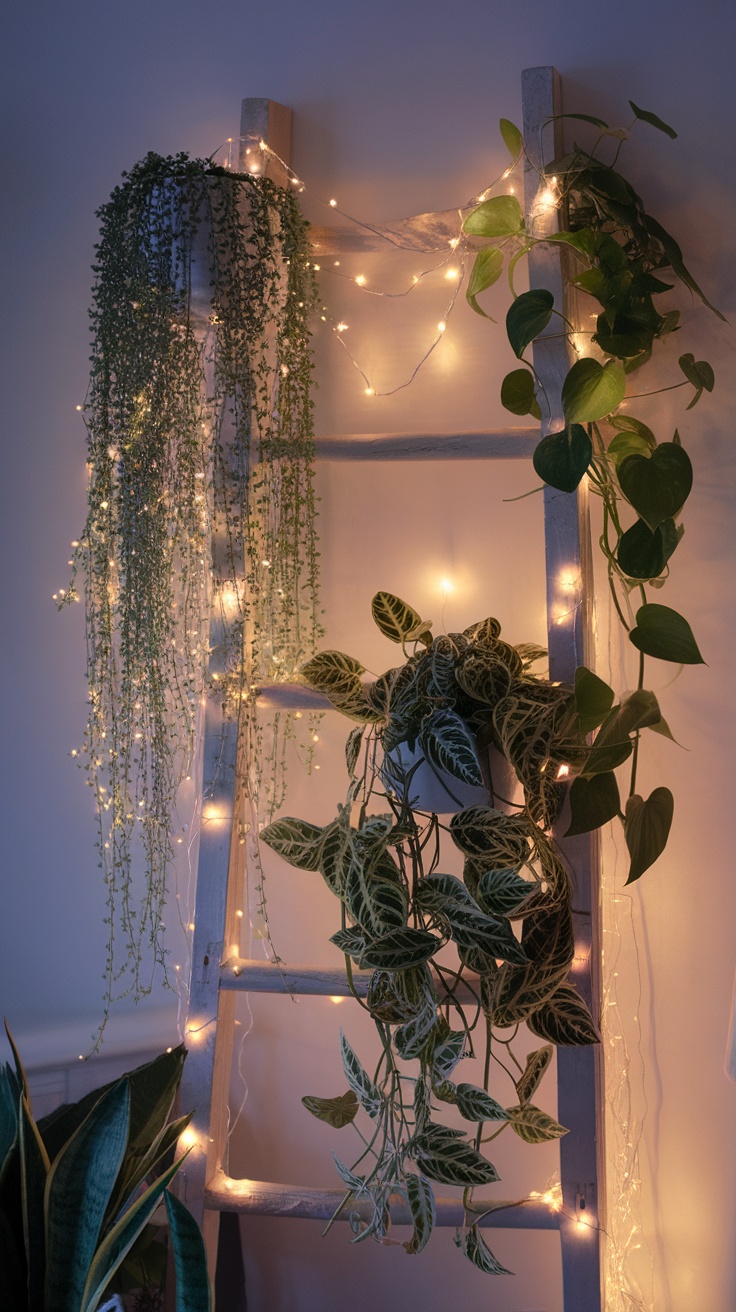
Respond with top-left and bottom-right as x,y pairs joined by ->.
383,741 -> 521,816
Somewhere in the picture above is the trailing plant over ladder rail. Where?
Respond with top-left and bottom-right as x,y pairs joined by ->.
58,152 -> 321,1035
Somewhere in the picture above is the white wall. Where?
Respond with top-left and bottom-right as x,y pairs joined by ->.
2,2 -> 736,1308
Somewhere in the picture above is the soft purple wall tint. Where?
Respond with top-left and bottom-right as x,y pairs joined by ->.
2,1 -> 736,1307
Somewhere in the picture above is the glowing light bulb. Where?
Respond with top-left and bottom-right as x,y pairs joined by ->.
188,921 -> 195,931
336,322 -> 348,332
440,576 -> 454,594
448,237 -> 460,248
313,263 -> 320,271
179,1126 -> 198,1149
329,198 -> 337,207
445,268 -> 460,281
355,274 -> 366,286
558,567 -> 577,593
555,763 -> 570,780
412,275 -> 420,284
476,191 -> 488,202
437,320 -> 447,333
364,386 -> 374,396
236,909 -> 244,918
330,995 -> 345,1004
294,710 -> 303,719
312,733 -> 320,742
75,404 -> 83,412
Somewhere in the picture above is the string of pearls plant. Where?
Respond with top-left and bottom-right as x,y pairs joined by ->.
58,152 -> 321,1039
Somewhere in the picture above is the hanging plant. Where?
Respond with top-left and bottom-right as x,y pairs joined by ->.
260,591 -> 654,1273
58,152 -> 321,1031
462,100 -> 715,882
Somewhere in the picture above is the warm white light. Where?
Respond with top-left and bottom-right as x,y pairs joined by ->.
261,559 -> 271,568
555,763 -> 570,780
558,568 -> 577,593
188,921 -> 195,931
355,274 -> 366,286
179,1126 -> 198,1149
364,386 -> 374,396
445,267 -> 460,281
75,404 -> 83,412
336,322 -> 348,332
437,320 -> 447,333
448,237 -> 460,248
330,995 -> 345,1004
236,908 -> 244,918
294,710 -> 303,719
313,263 -> 320,271
329,198 -> 337,207
312,733 -> 320,743
440,576 -> 454,594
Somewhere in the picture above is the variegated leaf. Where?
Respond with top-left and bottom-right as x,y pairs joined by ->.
260,816 -> 324,870
302,1091 -> 359,1129
403,1171 -> 436,1254
527,983 -> 601,1046
344,858 -> 408,938
330,926 -> 365,959
415,873 -> 476,912
345,725 -> 364,776
300,650 -> 383,722
463,616 -> 502,646
339,1032 -> 383,1120
419,709 -> 483,786
444,904 -> 527,966
371,591 -> 424,644
332,1153 -> 367,1193
412,1136 -> 500,1187
458,1224 -> 513,1275
432,1029 -> 466,1080
360,927 -> 439,971
477,868 -> 534,918
450,807 -> 531,863
455,1083 -> 510,1123
515,1046 -> 554,1104
394,997 -> 441,1060
506,1103 -> 568,1144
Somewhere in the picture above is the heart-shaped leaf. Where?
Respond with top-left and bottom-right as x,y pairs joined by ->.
302,1091 -> 359,1129
499,118 -> 523,161
679,352 -> 715,409
574,666 -> 615,735
526,983 -> 600,1045
462,194 -> 524,238
562,357 -> 626,423
624,787 -> 674,883
565,772 -> 620,836
500,368 -> 541,418
617,517 -> 680,580
628,603 -> 704,664
371,591 -> 423,644
618,442 -> 693,530
607,431 -> 652,463
466,248 -> 504,318
629,100 -> 677,139
507,1103 -> 569,1143
506,289 -> 555,358
533,424 -> 592,493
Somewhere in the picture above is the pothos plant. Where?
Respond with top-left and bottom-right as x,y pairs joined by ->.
261,590 -> 656,1274
462,99 -> 715,876
58,152 -> 321,1035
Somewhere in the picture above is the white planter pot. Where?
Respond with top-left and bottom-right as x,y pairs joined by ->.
383,742 -> 520,816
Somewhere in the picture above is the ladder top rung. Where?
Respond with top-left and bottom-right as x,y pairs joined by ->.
205,1171 -> 561,1229
313,429 -> 538,461
220,957 -> 481,1005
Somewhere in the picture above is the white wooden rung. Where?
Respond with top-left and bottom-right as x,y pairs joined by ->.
204,1171 -> 562,1229
220,958 -> 482,1005
314,429 -> 538,461
254,683 -> 331,711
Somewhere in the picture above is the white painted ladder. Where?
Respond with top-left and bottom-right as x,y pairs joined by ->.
177,66 -> 604,1311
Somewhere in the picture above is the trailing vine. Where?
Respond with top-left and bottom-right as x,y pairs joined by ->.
462,100 -> 715,882
260,590 -> 650,1274
58,152 -> 321,1030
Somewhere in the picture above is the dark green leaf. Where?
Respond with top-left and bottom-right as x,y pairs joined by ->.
20,1097 -> 49,1309
444,904 -> 527,965
607,431 -> 653,463
403,1171 -> 435,1255
532,424 -> 592,493
553,112 -> 609,129
574,665 -> 615,735
462,195 -> 524,238
618,442 -> 692,531
527,983 -> 600,1046
643,214 -> 725,320
394,997 -> 441,1060
500,368 -> 541,417
300,650 -> 381,721
562,358 -> 626,423
507,1103 -> 569,1144
302,1091 -> 359,1129
607,414 -> 656,447
345,726 -> 364,776
81,1158 -> 183,1312
432,1029 -> 466,1080
617,517 -> 680,580
466,248 -> 504,318
416,872 -> 476,910
458,1224 -> 512,1275
371,592 -> 423,644
515,1046 -> 554,1104
412,1136 -> 500,1187
566,772 -> 621,836
624,788 -> 674,883
260,816 -> 324,870
476,868 -> 533,918
340,1032 -> 382,1119
359,927 -> 440,971
455,1083 -> 509,1123
629,100 -> 677,138
499,118 -> 523,160
506,289 -> 555,359
628,602 -> 704,664
164,1190 -> 212,1312
0,1065 -> 18,1177
594,689 -> 662,748
330,927 -> 365,959
419,709 -> 483,787
679,353 -> 715,409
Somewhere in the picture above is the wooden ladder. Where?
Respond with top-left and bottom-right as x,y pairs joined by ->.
177,66 -> 605,1311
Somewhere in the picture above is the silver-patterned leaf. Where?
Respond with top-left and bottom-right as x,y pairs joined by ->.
477,868 -> 534,918
415,873 -> 477,912
450,807 -> 531,862
371,591 -> 423,644
330,927 -> 365,959
359,927 -> 439,972
527,983 -> 600,1046
412,1137 -> 500,1187
300,650 -> 383,722
506,1103 -> 568,1144
344,858 -> 408,938
455,1083 -> 510,1123
339,1032 -> 383,1120
459,1224 -> 513,1275
432,1029 -> 466,1080
443,904 -> 528,966
345,726 -> 364,776
332,1152 -> 367,1193
260,817 -> 324,870
394,997 -> 441,1060
515,1046 -> 554,1104
403,1172 -> 436,1255
302,1091 -> 359,1129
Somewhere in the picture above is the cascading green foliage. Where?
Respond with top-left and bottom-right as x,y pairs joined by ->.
260,591 -> 655,1273
59,152 -> 321,1031
463,100 -> 714,880
0,1029 -> 210,1310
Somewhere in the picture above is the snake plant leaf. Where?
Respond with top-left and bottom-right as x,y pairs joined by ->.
164,1190 -> 213,1312
628,603 -> 704,664
371,592 -> 423,644
476,868 -> 533,918
618,442 -> 692,530
574,665 -> 615,736
79,1157 -> 183,1312
457,1224 -> 513,1275
412,1134 -> 499,1187
359,927 -> 440,972
506,1103 -> 569,1144
466,247 -> 504,318
20,1096 -> 49,1312
527,982 -> 600,1046
565,772 -> 621,836
110,1113 -> 193,1228
455,1084 -> 510,1123
302,1091 -> 359,1130
532,424 -> 592,492
0,1063 -> 18,1176
44,1078 -> 130,1312
515,1046 -> 554,1105
506,289 -> 555,359
0,1208 -> 25,1308
403,1171 -> 436,1255
617,516 -> 680,580
260,817 -> 325,870
462,194 -> 524,238
4,1022 -> 30,1104
499,118 -> 523,161
339,1032 -> 383,1120
419,709 -> 483,787
561,357 -> 626,423
629,100 -> 677,138
500,367 -> 541,418
624,788 -> 674,884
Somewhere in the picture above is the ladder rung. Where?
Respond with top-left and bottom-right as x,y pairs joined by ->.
254,683 -> 331,711
204,1171 -> 561,1229
220,958 -> 481,1005
314,430 -> 538,461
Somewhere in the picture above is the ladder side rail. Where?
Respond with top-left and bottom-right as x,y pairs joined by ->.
523,64 -> 604,1312
177,98 -> 295,1280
